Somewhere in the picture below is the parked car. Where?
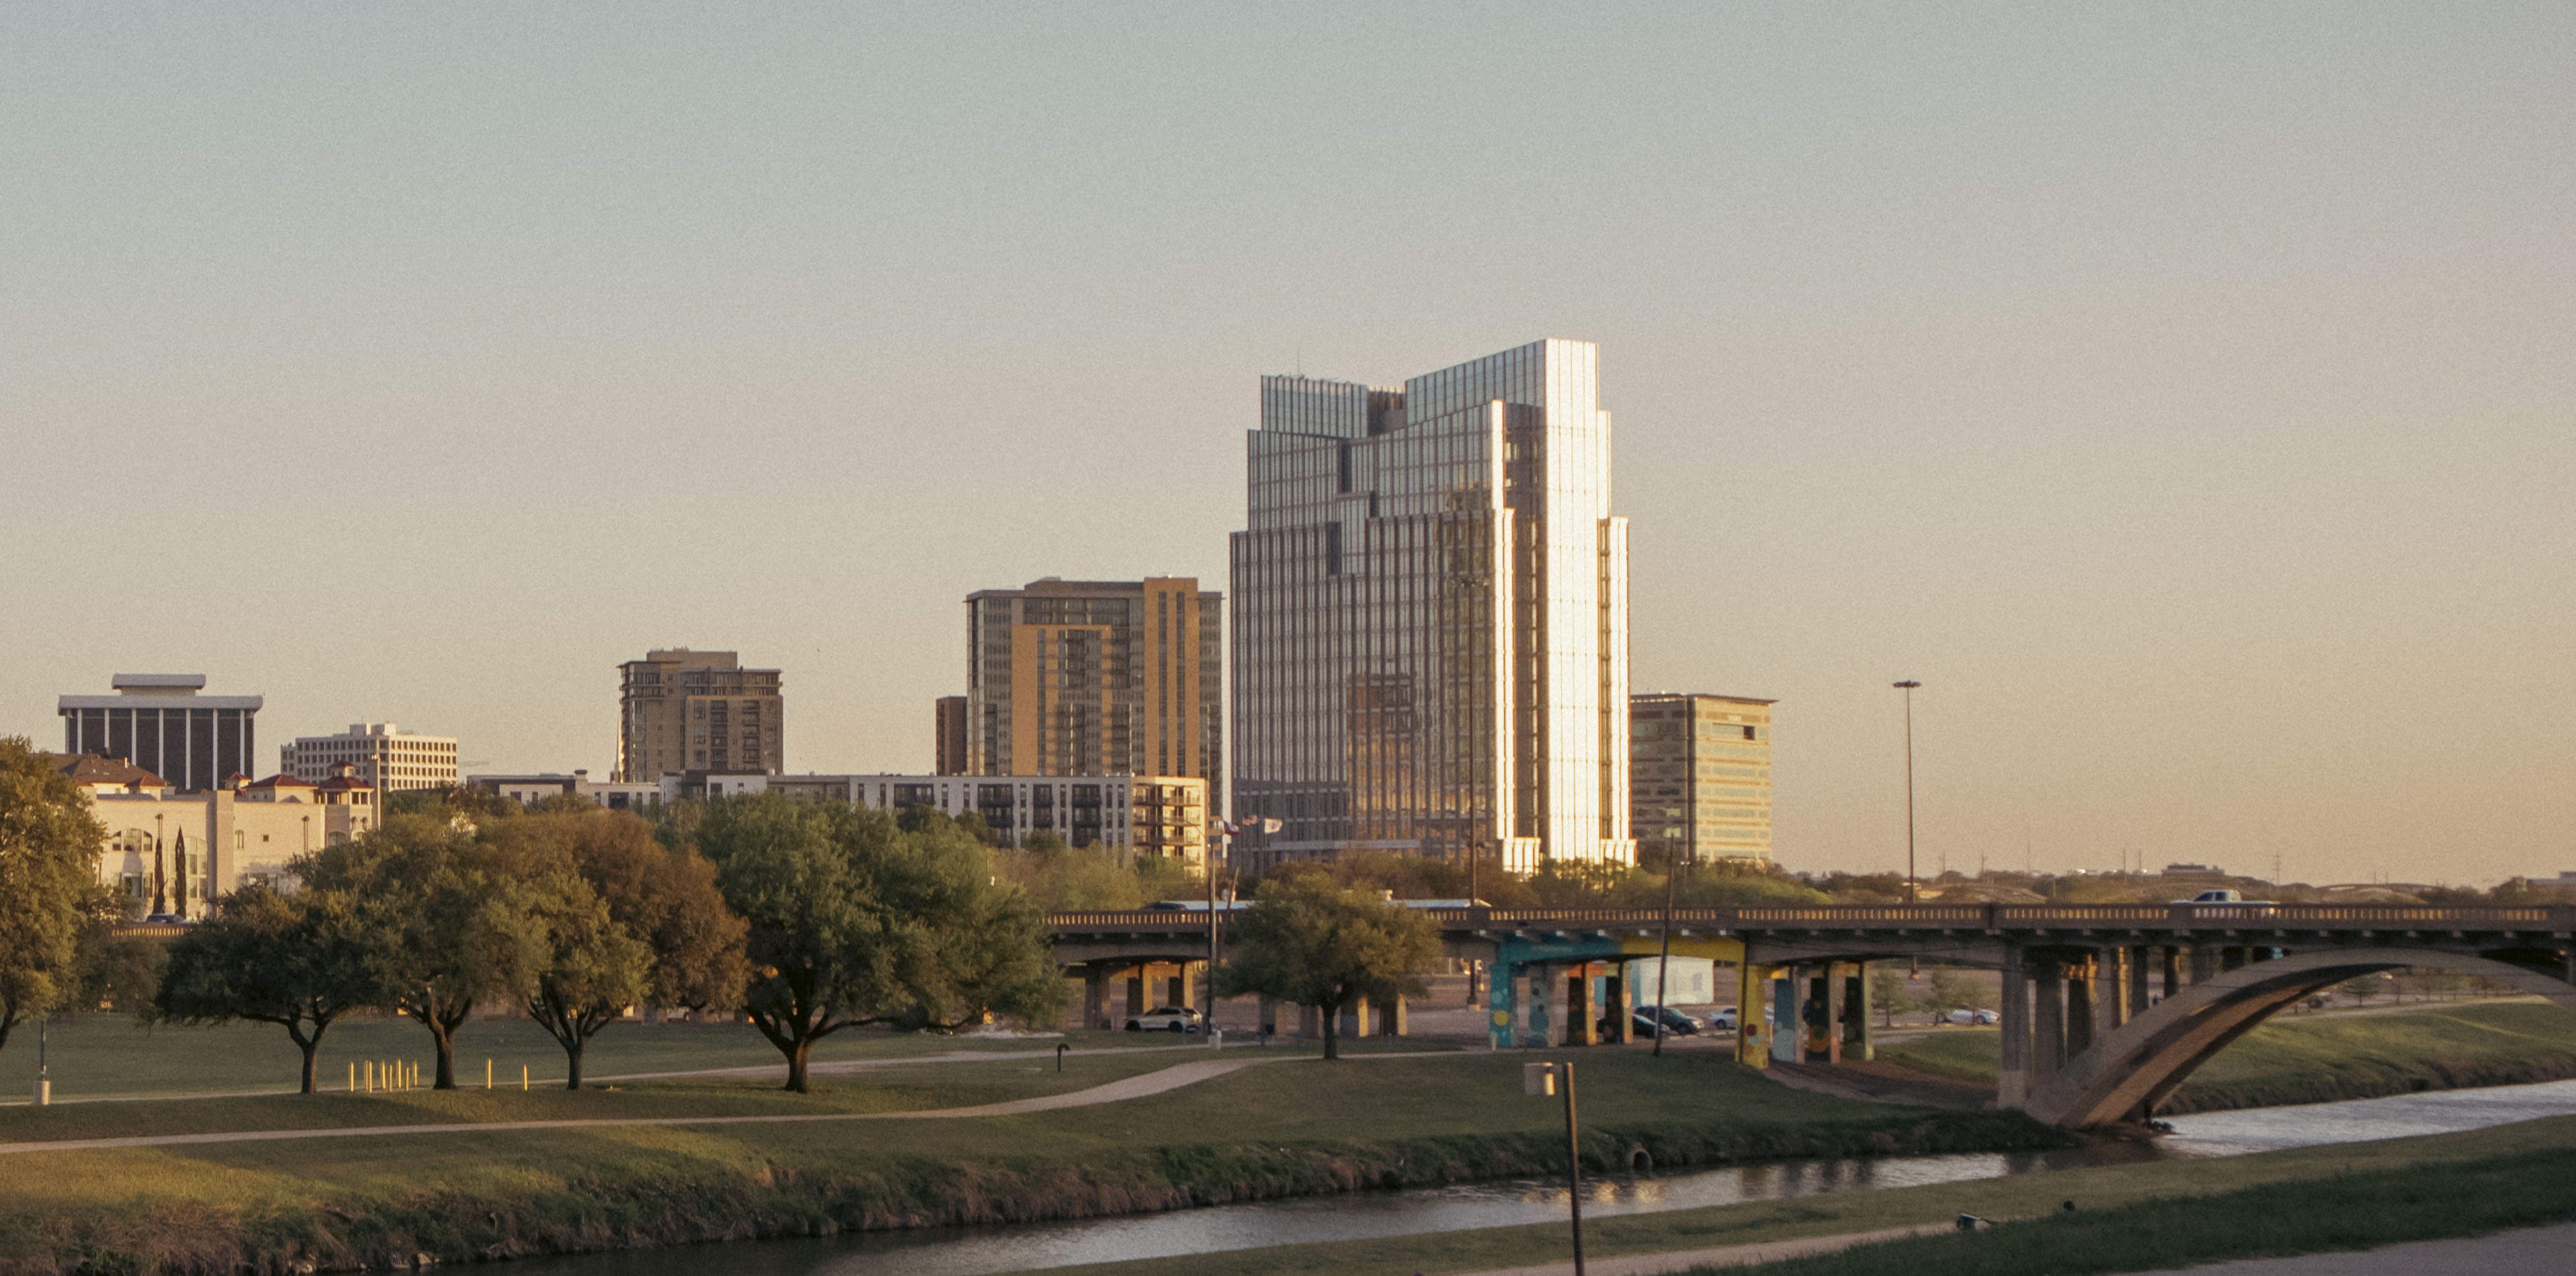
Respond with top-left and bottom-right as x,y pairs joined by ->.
1632,1006 -> 1701,1037
1124,1006 -> 1202,1033
1707,1006 -> 1740,1031
2175,889 -> 2278,906
1945,1008 -> 2000,1025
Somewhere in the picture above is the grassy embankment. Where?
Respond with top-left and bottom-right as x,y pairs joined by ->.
1876,1001 -> 2576,1113
0,1013 -> 1203,1103
0,1048 -> 2055,1275
1046,1113 -> 2576,1276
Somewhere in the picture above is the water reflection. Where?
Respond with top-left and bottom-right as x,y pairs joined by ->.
513,1079 -> 2576,1276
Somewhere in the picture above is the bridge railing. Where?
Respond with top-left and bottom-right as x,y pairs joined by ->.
1047,902 -> 2575,934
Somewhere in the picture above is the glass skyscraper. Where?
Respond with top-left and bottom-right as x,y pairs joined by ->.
1230,339 -> 1632,873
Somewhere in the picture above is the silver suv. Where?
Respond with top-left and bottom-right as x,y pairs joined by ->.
1124,1005 -> 1203,1033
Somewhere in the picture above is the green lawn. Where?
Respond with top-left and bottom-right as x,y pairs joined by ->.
0,1013 -> 1202,1103
1045,1114 -> 2576,1276
0,1049 -> 2052,1273
1879,1001 -> 2576,1111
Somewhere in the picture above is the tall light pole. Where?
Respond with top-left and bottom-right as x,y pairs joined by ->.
1894,681 -> 1922,904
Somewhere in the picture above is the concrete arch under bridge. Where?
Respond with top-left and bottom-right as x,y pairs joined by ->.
2023,947 -> 2576,1128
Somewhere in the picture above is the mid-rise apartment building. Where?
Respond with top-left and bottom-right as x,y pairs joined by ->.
58,675 -> 260,793
1231,339 -> 1632,872
934,695 -> 968,775
659,771 -> 1208,863
964,578 -> 1223,788
615,648 -> 784,781
1630,693 -> 1773,867
281,722 -> 458,792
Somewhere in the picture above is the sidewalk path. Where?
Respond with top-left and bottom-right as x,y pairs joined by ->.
2106,1221 -> 2576,1276
0,1058 -> 1264,1158
1451,1222 -> 1953,1275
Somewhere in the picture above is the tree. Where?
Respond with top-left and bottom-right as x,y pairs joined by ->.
0,738 -> 104,1054
1867,964 -> 1917,1028
154,884 -> 380,1093
1215,876 -> 1439,1060
72,885 -> 165,1013
697,796 -> 1061,1091
1922,967 -> 1984,1019
302,815 -> 544,1089
485,809 -> 746,1088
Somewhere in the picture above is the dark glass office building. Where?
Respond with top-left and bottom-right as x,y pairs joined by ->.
58,674 -> 261,793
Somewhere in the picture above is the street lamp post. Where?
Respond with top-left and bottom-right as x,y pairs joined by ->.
1894,681 -> 1922,904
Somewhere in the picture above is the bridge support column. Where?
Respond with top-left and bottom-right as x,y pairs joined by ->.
1771,968 -> 1801,1063
1126,968 -> 1147,1023
1568,969 -> 1598,1046
1822,964 -> 1847,1063
2129,946 -> 2153,1019
2190,944 -> 2220,984
2094,950 -> 2121,1042
1845,963 -> 1872,1062
2065,956 -> 2096,1058
1388,993 -> 1408,1036
1298,1002 -> 1320,1041
1736,961 -> 1769,1066
1998,947 -> 2030,1107
1606,968 -> 1631,1044
1082,966 -> 1109,1031
1529,965 -> 1554,1048
1169,967 -> 1192,1011
2034,960 -> 2066,1081
2164,946 -> 2181,998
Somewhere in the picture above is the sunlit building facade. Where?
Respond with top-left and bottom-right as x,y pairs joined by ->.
1630,693 -> 1773,867
964,578 -> 1223,790
1231,339 -> 1632,873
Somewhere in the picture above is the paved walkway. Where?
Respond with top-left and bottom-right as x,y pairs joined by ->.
2108,1221 -> 2576,1275
1451,1222 -> 1953,1275
0,1057 -> 1264,1157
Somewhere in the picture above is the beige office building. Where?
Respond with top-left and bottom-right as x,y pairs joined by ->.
1630,693 -> 1774,867
965,578 -> 1223,788
616,649 -> 784,781
281,722 -> 458,792
53,754 -> 376,919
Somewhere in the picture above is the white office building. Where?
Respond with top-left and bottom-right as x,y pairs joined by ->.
283,723 -> 459,792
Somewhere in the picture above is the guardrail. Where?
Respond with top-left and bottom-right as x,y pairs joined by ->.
1048,903 -> 2576,934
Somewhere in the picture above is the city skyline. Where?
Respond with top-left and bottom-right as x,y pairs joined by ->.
4,6 -> 2569,886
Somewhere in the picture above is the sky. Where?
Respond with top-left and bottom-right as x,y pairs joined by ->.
3,3 -> 2569,886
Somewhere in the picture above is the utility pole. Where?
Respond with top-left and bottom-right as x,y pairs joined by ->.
1894,681 -> 1922,904
1652,861 -> 1677,1057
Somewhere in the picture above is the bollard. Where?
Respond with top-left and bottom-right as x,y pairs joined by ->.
521,1064 -> 529,1091
349,1062 -> 355,1093
486,1058 -> 492,1090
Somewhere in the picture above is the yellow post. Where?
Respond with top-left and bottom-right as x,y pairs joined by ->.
521,1064 -> 529,1091
486,1058 -> 493,1090
363,1060 -> 373,1093
348,1061 -> 355,1093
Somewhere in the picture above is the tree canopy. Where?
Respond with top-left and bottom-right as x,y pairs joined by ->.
697,796 -> 1062,1091
154,882 -> 381,1093
0,737 -> 106,1053
1215,876 -> 1438,1059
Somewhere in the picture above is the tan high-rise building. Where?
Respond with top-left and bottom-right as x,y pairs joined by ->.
965,577 -> 1223,788
1630,693 -> 1773,867
933,695 -> 968,775
616,649 -> 784,781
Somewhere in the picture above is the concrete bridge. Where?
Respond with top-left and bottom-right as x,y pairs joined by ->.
1049,902 -> 2576,1127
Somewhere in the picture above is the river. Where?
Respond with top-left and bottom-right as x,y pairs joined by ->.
507,1078 -> 2576,1275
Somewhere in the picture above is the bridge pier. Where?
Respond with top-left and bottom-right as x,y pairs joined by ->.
2034,959 -> 2066,1081
1082,966 -> 1109,1031
2128,945 -> 2153,1020
1846,962 -> 1873,1061
1999,945 -> 2030,1107
1771,966 -> 1800,1063
2164,945 -> 2180,998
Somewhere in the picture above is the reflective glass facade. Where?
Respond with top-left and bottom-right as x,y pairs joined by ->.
1231,339 -> 1632,872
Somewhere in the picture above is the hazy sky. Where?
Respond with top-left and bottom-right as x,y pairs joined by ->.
5,4 -> 2569,886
